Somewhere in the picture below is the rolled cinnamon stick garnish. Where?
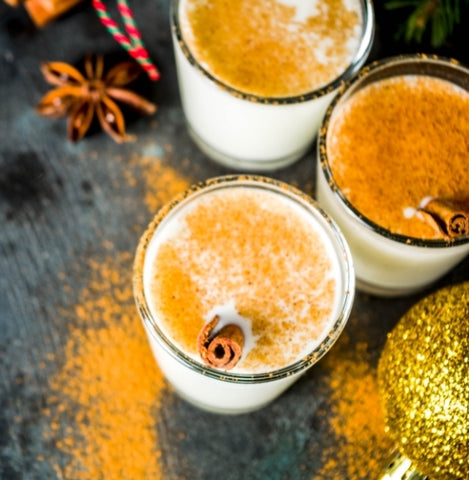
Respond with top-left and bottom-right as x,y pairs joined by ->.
23,0 -> 83,27
197,315 -> 244,370
419,198 -> 469,238
3,0 -> 23,6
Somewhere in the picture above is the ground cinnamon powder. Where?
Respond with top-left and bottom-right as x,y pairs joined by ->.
313,330 -> 395,479
326,74 -> 469,239
44,252 -> 164,479
182,0 -> 362,97
129,151 -> 191,213
42,156 -> 191,479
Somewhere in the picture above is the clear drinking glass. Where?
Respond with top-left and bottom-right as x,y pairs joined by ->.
316,55 -> 469,296
170,0 -> 375,171
133,175 -> 355,414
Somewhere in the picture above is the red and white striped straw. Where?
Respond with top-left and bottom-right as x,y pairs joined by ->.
92,0 -> 160,81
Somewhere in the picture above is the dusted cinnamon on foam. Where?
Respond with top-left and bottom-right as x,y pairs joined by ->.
180,0 -> 362,97
147,188 -> 338,373
326,75 -> 469,240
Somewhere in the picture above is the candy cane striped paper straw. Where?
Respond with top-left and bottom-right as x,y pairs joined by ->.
92,0 -> 160,81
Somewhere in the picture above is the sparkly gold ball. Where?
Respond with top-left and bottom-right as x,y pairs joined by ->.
378,282 -> 469,480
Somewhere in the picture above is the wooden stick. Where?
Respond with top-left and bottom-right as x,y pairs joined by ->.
197,315 -> 244,370
419,197 -> 469,238
22,0 -> 83,27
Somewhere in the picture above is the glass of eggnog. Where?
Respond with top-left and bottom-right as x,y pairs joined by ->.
170,0 -> 374,171
316,55 -> 469,297
133,176 -> 355,414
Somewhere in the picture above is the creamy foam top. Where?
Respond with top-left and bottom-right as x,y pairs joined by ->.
178,0 -> 363,97
327,75 -> 469,239
144,186 -> 341,373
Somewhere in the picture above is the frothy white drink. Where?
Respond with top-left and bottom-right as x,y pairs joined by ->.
171,0 -> 374,170
134,176 -> 355,413
316,56 -> 469,296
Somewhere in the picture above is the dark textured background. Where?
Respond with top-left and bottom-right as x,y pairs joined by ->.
1,1 -> 468,479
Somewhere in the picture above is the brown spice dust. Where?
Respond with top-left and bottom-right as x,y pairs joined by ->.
314,334 -> 394,479
44,252 -> 164,479
42,156 -> 191,479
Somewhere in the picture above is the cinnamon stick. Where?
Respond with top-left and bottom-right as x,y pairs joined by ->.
197,315 -> 244,370
419,198 -> 469,238
3,0 -> 22,6
22,0 -> 83,27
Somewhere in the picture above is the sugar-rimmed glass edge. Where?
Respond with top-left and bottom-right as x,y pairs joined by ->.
318,53 -> 469,249
133,175 -> 355,384
170,0 -> 375,105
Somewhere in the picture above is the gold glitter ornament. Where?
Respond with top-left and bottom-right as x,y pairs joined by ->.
377,282 -> 469,480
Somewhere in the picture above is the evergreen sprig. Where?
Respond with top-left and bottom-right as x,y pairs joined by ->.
385,0 -> 468,47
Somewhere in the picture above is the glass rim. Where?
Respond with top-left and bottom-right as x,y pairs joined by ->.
170,0 -> 375,105
318,53 -> 469,249
133,175 -> 355,384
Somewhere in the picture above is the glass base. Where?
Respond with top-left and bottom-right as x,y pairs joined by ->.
187,122 -> 309,172
355,277 -> 429,297
172,385 -> 272,415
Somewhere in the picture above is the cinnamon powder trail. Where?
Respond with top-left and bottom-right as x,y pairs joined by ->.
129,151 -> 192,213
42,156 -> 191,479
44,252 -> 165,479
313,333 -> 394,480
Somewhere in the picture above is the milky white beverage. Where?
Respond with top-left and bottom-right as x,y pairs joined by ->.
133,176 -> 354,414
317,56 -> 469,296
170,0 -> 374,170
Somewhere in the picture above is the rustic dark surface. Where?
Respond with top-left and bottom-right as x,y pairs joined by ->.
1,1 -> 468,479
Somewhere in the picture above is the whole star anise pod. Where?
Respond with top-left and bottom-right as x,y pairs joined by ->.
36,54 -> 157,143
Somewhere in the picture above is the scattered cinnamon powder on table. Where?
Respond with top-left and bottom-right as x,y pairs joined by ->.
313,331 -> 395,480
129,152 -> 191,213
44,252 -> 165,479
42,156 -> 192,479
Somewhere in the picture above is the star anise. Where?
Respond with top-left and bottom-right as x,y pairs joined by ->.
36,55 -> 157,143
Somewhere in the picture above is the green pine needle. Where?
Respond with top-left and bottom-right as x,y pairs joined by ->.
385,0 -> 468,47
